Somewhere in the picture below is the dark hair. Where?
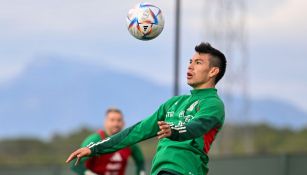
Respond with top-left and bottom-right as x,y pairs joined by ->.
105,107 -> 123,116
195,42 -> 227,84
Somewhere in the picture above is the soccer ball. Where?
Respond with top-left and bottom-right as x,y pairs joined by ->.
126,2 -> 164,40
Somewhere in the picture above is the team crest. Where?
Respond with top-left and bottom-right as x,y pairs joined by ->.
187,100 -> 199,111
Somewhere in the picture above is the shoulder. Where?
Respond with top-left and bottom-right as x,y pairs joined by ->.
200,96 -> 224,110
202,94 -> 224,104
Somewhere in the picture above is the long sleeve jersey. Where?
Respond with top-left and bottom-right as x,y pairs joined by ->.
87,88 -> 225,175
70,130 -> 145,175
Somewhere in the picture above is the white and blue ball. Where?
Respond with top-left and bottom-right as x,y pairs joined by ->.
126,2 -> 164,40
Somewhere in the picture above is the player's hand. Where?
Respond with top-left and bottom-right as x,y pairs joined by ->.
65,147 -> 91,165
157,121 -> 171,139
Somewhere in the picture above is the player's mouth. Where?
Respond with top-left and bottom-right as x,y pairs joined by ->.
111,127 -> 121,134
187,72 -> 193,79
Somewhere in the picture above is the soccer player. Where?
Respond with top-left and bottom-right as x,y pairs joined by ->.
66,42 -> 227,175
70,108 -> 146,175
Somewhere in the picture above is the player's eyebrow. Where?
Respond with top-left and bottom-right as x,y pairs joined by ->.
193,58 -> 204,62
190,58 -> 205,63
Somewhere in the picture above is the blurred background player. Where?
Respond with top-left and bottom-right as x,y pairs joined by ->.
70,107 -> 146,175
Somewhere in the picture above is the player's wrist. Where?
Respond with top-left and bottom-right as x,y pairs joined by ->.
85,143 -> 95,156
167,129 -> 179,140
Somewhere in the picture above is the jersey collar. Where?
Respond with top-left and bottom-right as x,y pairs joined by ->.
190,88 -> 217,98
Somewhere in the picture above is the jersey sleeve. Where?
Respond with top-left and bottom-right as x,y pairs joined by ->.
88,96 -> 179,156
70,133 -> 102,175
130,144 -> 146,175
168,97 -> 225,141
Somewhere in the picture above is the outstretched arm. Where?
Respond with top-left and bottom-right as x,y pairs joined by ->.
66,114 -> 161,164
87,114 -> 161,155
66,96 -> 179,164
66,147 -> 92,165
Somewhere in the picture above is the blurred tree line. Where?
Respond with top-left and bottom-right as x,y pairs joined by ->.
0,124 -> 306,166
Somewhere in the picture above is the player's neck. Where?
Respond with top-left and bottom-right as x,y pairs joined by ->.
193,81 -> 215,90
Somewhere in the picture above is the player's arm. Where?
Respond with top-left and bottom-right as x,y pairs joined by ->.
159,98 -> 224,141
66,96 -> 180,164
130,144 -> 146,175
70,133 -> 101,175
88,98 -> 173,155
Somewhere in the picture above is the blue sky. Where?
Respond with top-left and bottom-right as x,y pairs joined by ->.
0,0 -> 306,114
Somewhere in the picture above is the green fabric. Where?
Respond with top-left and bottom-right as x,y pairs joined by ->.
89,88 -> 225,175
88,97 -> 179,154
130,144 -> 146,174
70,133 -> 101,175
71,132 -> 146,175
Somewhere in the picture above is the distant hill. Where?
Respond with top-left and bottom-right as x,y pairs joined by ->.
0,56 -> 306,138
250,98 -> 307,128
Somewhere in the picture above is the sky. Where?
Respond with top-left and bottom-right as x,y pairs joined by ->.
0,0 -> 306,115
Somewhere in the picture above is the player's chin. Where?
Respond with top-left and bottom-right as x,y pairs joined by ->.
187,80 -> 194,87
111,128 -> 121,134
187,81 -> 199,89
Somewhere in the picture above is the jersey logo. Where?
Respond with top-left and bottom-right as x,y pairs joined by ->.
166,111 -> 174,118
184,115 -> 194,123
110,152 -> 123,161
171,121 -> 187,133
179,111 -> 185,118
106,162 -> 122,170
187,100 -> 199,111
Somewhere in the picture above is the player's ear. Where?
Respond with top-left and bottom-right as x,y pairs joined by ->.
209,67 -> 219,78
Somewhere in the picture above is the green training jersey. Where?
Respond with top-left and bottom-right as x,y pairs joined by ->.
87,88 -> 225,175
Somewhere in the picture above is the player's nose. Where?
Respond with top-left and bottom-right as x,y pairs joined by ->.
188,63 -> 194,70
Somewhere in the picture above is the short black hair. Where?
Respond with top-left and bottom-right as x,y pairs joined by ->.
195,42 -> 227,84
105,107 -> 123,116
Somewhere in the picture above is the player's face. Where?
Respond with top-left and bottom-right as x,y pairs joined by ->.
187,53 -> 218,89
104,112 -> 124,135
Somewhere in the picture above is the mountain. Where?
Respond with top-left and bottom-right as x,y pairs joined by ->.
0,56 -> 306,138
250,98 -> 307,129
0,56 -> 171,138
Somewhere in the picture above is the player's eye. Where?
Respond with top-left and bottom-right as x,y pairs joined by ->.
196,61 -> 202,64
189,60 -> 192,64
